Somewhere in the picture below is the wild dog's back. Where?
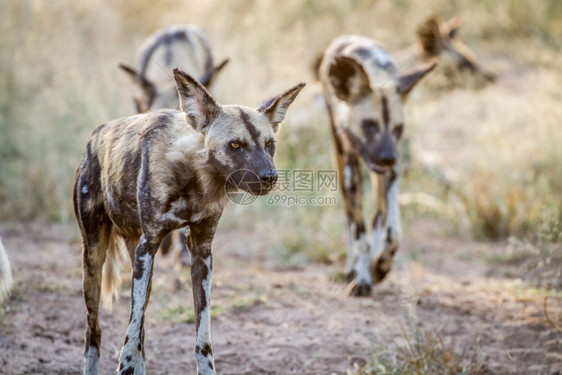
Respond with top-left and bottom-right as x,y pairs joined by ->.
138,25 -> 213,85
74,109 -> 203,240
320,36 -> 400,97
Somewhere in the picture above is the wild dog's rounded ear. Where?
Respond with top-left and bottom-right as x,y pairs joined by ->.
173,68 -> 221,134
417,16 -> 445,57
328,56 -> 371,104
257,82 -> 306,133
443,15 -> 462,39
396,59 -> 438,99
199,58 -> 230,88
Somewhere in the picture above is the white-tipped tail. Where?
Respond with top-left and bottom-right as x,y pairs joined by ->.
101,231 -> 127,309
0,237 -> 13,304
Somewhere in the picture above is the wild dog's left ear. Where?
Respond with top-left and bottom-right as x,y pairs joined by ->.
396,60 -> 437,99
173,68 -> 221,134
199,58 -> 230,88
257,82 -> 306,132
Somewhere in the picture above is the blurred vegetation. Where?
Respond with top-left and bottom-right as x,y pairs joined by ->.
0,0 -> 561,262
346,304 -> 485,375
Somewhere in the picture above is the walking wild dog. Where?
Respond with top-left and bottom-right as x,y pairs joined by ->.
0,238 -> 13,304
319,36 -> 436,296
73,69 -> 304,374
120,24 -> 229,265
413,15 -> 495,84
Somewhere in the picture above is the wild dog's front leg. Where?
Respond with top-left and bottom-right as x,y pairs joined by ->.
340,154 -> 371,296
371,166 -> 401,283
187,216 -> 220,375
117,236 -> 159,375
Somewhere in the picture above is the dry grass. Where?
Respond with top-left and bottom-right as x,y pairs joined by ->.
346,304 -> 485,375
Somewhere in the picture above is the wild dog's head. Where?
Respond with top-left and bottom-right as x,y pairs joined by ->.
328,55 -> 436,173
119,59 -> 230,113
173,69 -> 305,195
417,15 -> 495,81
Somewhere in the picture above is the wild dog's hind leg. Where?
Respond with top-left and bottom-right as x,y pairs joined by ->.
187,216 -> 220,375
74,149 -> 111,375
371,166 -> 401,283
339,153 -> 371,297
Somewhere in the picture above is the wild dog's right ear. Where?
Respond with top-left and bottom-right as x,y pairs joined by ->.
328,56 -> 371,104
396,59 -> 437,99
199,58 -> 230,88
257,82 -> 306,133
173,68 -> 221,134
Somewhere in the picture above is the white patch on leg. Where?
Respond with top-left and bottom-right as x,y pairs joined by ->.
345,222 -> 356,274
194,255 -> 216,374
0,238 -> 13,304
370,214 -> 385,260
84,346 -> 100,375
353,234 -> 371,285
385,174 -> 402,244
119,249 -> 152,373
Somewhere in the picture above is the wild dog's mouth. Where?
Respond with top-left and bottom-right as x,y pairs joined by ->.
225,170 -> 276,196
239,181 -> 275,196
367,162 -> 392,174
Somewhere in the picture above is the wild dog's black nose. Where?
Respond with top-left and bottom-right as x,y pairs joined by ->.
376,151 -> 397,167
259,169 -> 278,184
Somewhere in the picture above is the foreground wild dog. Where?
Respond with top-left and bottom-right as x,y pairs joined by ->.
119,24 -> 229,113
319,36 -> 436,296
120,24 -> 229,265
0,238 -> 13,304
412,15 -> 495,84
73,69 -> 304,374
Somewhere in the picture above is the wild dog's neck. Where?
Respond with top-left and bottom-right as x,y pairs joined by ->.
195,152 -> 229,209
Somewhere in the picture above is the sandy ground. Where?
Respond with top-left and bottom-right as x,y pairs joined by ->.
0,221 -> 560,375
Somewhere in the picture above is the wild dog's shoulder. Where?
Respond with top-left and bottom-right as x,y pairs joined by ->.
138,109 -> 187,141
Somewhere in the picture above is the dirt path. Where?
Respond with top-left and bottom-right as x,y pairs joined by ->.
0,222 -> 560,374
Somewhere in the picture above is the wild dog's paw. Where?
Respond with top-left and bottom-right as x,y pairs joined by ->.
347,279 -> 372,297
117,345 -> 145,375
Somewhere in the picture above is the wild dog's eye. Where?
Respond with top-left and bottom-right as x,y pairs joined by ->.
393,124 -> 404,139
265,140 -> 275,148
362,119 -> 379,131
230,142 -> 240,149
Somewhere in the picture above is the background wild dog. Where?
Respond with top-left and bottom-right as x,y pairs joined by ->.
0,238 -> 13,304
410,15 -> 495,86
73,68 -> 304,374
120,24 -> 230,266
319,36 -> 436,296
120,24 -> 230,113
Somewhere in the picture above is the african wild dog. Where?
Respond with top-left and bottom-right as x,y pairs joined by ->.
318,36 -> 436,296
412,15 -> 495,84
73,69 -> 304,374
0,238 -> 13,304
120,24 -> 229,266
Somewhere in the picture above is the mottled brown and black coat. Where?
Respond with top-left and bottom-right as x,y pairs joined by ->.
74,69 -> 304,375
